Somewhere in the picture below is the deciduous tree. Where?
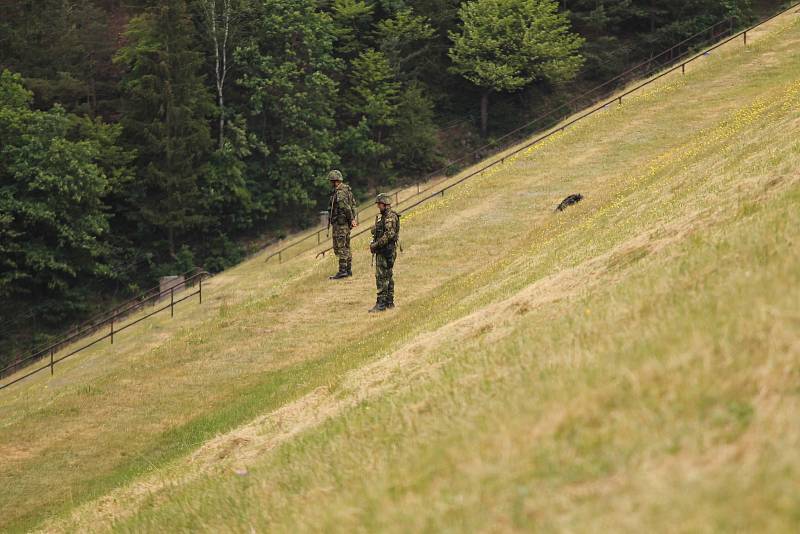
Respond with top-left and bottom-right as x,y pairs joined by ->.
0,70 -> 125,324
236,0 -> 340,226
449,0 -> 584,136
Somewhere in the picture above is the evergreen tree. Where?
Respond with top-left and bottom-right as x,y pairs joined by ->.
347,49 -> 401,145
387,82 -> 441,180
375,8 -> 436,80
115,0 -> 215,257
449,0 -> 584,136
340,49 -> 401,190
330,0 -> 377,59
0,0 -> 119,117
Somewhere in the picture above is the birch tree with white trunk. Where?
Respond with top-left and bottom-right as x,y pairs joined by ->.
198,0 -> 239,149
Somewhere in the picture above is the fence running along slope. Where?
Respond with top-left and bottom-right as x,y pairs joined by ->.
0,271 -> 211,391
262,13 -> 750,264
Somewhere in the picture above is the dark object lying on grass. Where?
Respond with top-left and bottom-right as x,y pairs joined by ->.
555,194 -> 584,212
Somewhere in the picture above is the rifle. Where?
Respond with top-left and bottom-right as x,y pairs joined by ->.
326,191 -> 335,237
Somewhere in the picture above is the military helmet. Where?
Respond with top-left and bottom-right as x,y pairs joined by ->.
328,169 -> 343,182
376,193 -> 392,205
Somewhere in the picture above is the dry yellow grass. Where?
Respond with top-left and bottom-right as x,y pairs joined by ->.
1,10 -> 799,533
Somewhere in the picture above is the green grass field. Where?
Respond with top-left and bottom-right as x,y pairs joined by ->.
2,10 -> 799,533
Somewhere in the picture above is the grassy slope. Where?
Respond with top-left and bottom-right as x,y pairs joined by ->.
1,12 -> 799,533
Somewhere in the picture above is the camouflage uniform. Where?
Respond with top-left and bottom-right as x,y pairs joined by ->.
370,196 -> 400,310
328,171 -> 357,278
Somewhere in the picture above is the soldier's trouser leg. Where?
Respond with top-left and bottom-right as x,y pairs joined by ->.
375,253 -> 393,304
332,225 -> 352,274
343,230 -> 352,275
387,250 -> 396,305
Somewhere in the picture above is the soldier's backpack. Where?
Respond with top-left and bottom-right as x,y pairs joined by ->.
331,184 -> 357,224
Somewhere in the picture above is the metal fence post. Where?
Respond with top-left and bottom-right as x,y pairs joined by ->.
50,349 -> 54,376
170,287 -> 174,317
279,250 -> 282,264
110,319 -> 114,345
199,277 -> 203,304
744,31 -> 747,46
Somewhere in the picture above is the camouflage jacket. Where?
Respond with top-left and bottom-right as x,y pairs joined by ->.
371,209 -> 400,252
329,184 -> 357,225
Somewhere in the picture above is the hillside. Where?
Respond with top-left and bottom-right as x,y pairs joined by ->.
2,9 -> 800,533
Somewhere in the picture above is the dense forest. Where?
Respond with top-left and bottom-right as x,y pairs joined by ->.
0,0 -> 762,361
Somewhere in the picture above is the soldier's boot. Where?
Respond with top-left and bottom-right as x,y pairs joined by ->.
345,259 -> 353,277
329,259 -> 348,280
368,299 -> 388,313
385,298 -> 395,309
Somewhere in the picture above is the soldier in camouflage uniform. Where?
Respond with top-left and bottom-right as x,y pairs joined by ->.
369,193 -> 400,313
327,170 -> 358,279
